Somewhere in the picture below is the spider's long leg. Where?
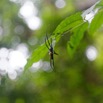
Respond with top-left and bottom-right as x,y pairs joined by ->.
46,33 -> 51,47
50,52 -> 54,69
54,51 -> 58,55
45,35 -> 50,50
50,58 -> 52,68
50,58 -> 54,69
52,58 -> 54,68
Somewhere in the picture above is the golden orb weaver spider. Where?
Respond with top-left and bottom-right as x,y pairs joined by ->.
45,34 -> 58,68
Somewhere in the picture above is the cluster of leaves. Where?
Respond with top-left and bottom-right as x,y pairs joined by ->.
25,0 -> 103,70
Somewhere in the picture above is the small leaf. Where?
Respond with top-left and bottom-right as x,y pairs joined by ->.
53,12 -> 83,42
89,10 -> 103,35
24,44 -> 47,71
67,22 -> 89,58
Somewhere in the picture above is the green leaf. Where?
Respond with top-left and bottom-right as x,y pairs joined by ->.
53,12 -> 83,42
96,0 -> 103,7
89,10 -> 103,35
24,12 -> 84,70
24,43 -> 47,71
67,22 -> 89,58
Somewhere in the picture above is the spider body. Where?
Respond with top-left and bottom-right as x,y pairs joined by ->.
45,34 -> 58,68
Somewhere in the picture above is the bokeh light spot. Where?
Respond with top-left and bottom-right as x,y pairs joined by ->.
86,46 -> 98,61
26,16 -> 41,30
9,50 -> 27,69
30,61 -> 42,72
19,1 -> 41,30
19,1 -> 38,18
55,0 -> 66,9
14,25 -> 24,35
0,48 -> 9,58
8,70 -> 17,80
0,45 -> 29,80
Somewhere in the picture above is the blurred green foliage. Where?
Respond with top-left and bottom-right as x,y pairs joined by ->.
0,0 -> 103,103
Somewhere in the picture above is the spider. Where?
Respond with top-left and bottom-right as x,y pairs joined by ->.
45,34 -> 58,68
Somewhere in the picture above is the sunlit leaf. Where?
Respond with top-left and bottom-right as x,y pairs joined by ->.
89,10 -> 103,35
24,44 -> 47,70
53,12 -> 83,42
67,22 -> 89,58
